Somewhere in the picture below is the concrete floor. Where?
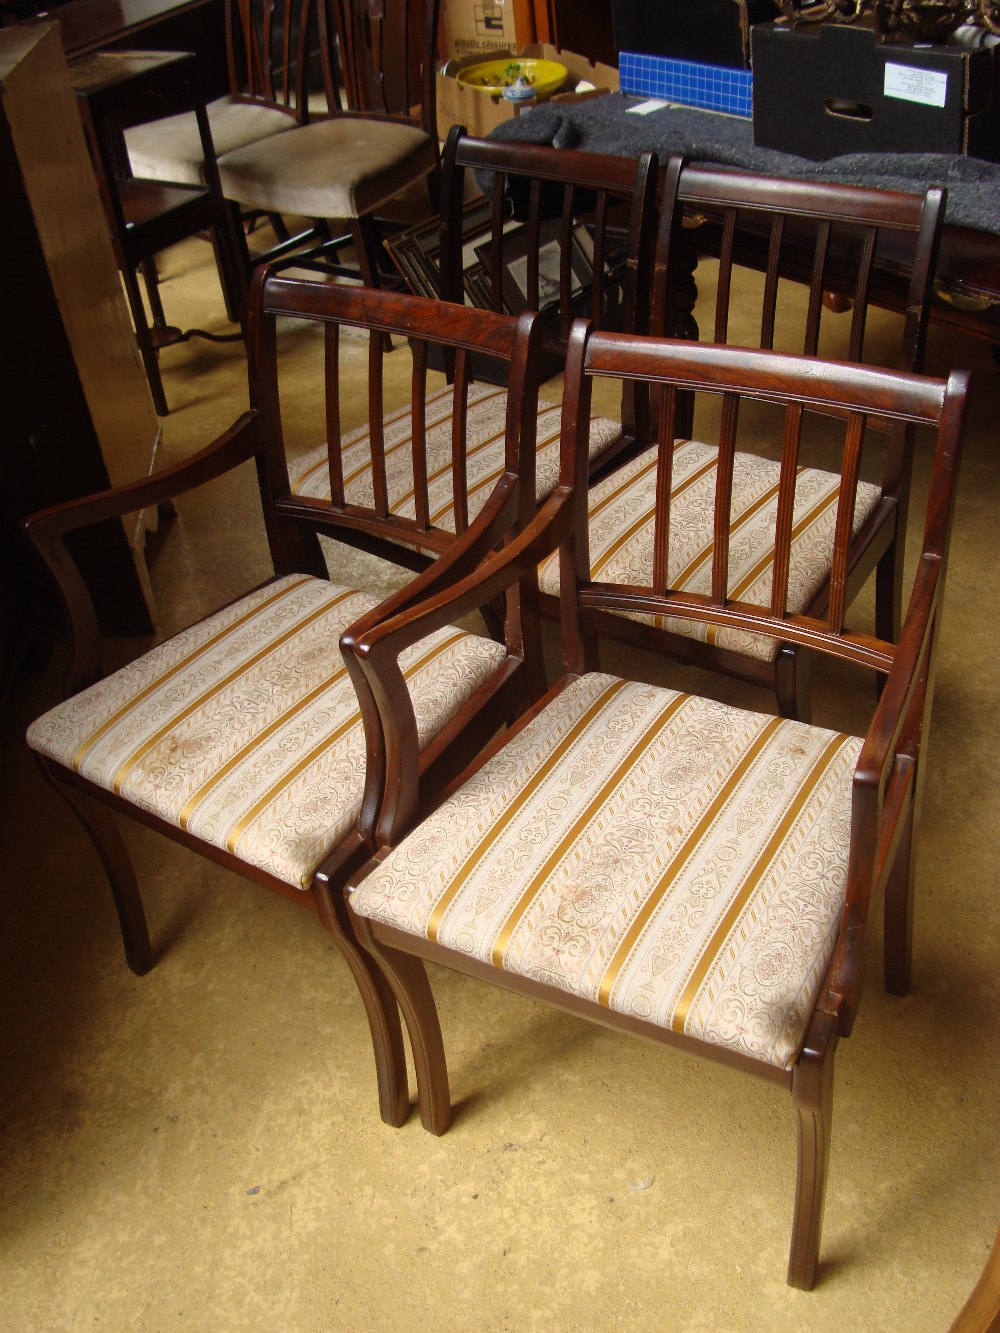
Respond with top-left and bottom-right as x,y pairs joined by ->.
2,234 -> 998,1331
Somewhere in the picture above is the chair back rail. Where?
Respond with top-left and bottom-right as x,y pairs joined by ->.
560,326 -> 967,683
440,131 -> 659,350
250,272 -> 546,567
320,0 -> 440,133
227,0 -> 314,115
656,157 -> 945,370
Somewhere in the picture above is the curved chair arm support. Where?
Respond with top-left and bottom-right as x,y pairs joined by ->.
341,488 -> 574,846
23,412 -> 263,696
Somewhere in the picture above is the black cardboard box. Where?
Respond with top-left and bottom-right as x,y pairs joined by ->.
751,20 -> 1000,163
612,0 -> 780,70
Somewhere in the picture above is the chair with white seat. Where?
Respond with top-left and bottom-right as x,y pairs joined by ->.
23,276 -> 547,1128
214,0 -> 442,285
342,323 -> 970,1288
124,0 -> 310,188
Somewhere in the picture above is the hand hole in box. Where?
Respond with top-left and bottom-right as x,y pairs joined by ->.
825,98 -> 874,122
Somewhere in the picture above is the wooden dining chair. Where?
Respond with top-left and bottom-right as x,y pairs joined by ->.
537,156 -> 946,720
23,275 -> 547,1128
124,0 -> 310,189
214,0 -> 441,286
343,323 -> 969,1288
286,132 -> 660,576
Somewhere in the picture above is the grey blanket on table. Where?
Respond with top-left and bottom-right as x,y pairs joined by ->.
489,93 -> 1000,236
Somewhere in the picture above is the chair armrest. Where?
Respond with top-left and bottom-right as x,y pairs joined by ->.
23,412 -> 262,695
823,550 -> 944,1030
341,486 -> 574,846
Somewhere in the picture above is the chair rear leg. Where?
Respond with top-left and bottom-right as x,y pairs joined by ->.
39,762 -> 153,976
884,804 -> 916,996
875,540 -> 904,646
363,939 -> 452,1136
775,645 -> 812,724
787,1013 -> 837,1290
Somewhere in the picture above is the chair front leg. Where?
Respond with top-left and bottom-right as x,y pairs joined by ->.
353,919 -> 452,1137
787,1010 -> 837,1290
37,759 -> 153,977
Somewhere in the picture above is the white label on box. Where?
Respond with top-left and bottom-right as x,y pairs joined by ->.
883,63 -> 949,108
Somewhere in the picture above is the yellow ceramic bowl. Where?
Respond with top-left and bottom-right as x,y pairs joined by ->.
455,57 -> 569,101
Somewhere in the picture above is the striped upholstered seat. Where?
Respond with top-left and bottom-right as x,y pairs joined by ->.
289,382 -> 623,527
351,672 -> 862,1070
27,575 -> 507,891
537,441 -> 883,664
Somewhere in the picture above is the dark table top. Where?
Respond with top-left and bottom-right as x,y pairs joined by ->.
490,92 -> 1000,341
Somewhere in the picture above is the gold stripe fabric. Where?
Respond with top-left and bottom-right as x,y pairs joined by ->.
351,673 -> 863,1069
28,576 -> 508,890
537,440 -> 882,663
289,381 -> 623,532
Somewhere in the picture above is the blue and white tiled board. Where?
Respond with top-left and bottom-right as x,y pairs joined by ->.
619,52 -> 753,118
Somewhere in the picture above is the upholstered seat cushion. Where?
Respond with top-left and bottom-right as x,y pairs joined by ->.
217,118 -> 436,218
537,440 -> 883,663
290,382 -> 622,527
351,672 -> 862,1070
27,575 -> 507,891
125,96 -> 298,187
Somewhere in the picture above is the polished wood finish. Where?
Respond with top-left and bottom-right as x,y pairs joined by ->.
0,22 -> 158,693
71,48 -> 248,414
619,156 -> 946,719
343,325 -> 969,1287
441,131 -> 658,350
25,277 -> 546,1125
439,130 -> 658,454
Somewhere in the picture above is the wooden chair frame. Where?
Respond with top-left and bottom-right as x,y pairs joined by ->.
24,275 -> 547,1129
440,131 -> 658,353
637,155 -> 947,719
341,323 -> 968,1288
284,136 -> 660,590
244,0 -> 442,284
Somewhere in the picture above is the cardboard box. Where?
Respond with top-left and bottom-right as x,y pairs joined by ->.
752,20 -> 1000,163
612,0 -> 780,70
436,44 -> 619,139
440,0 -> 530,62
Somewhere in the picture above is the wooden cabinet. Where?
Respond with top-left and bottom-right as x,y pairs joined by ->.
1,22 -> 160,696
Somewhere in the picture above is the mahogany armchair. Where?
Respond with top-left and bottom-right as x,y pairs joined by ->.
540,157 -> 946,720
287,133 -> 661,571
344,324 -> 969,1287
24,276 -> 547,1127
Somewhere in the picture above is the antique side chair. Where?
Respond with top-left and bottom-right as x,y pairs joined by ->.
214,0 -> 442,286
536,157 -> 946,720
286,132 -> 661,574
344,324 -> 969,1287
24,277 -> 547,1127
124,0 -> 310,188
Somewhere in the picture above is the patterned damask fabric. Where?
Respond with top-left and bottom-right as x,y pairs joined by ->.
351,672 -> 863,1070
537,440 -> 883,662
28,576 -> 507,891
289,382 -> 622,530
